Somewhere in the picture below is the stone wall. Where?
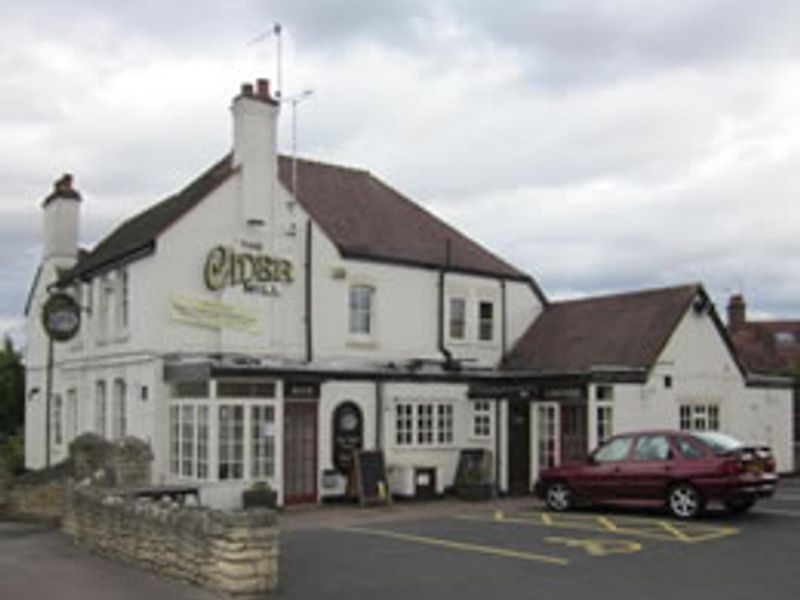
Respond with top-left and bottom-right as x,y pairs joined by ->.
63,487 -> 279,597
0,462 -> 10,512
7,433 -> 153,520
7,461 -> 72,520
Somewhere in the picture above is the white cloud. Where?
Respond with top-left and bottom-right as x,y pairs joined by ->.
3,1 -> 800,336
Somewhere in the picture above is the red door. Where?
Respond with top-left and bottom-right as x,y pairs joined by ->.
284,402 -> 318,504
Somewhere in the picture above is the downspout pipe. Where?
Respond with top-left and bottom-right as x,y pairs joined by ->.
304,219 -> 313,363
437,240 -> 455,370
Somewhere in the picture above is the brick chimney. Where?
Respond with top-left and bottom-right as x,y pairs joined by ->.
231,78 -> 279,227
728,294 -> 747,332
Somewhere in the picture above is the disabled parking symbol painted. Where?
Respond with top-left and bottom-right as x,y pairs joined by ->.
545,536 -> 642,557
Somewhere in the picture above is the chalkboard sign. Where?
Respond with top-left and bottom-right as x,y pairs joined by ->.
352,450 -> 391,507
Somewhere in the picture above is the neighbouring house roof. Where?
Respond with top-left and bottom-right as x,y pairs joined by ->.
730,320 -> 800,375
503,283 -> 742,378
62,154 -> 537,288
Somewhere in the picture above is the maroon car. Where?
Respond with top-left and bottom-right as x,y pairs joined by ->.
533,430 -> 777,519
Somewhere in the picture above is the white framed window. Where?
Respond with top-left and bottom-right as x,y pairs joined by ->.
595,385 -> 614,444
112,378 -> 127,440
170,405 -> 180,475
116,268 -> 129,333
395,400 -> 455,447
536,403 -> 559,470
97,274 -> 114,341
218,404 -> 244,480
417,404 -> 434,444
396,403 -> 414,445
251,405 -> 276,479
169,404 -> 211,480
472,400 -> 492,437
596,404 -> 613,444
437,404 -> 454,444
53,393 -> 63,446
95,381 -> 107,437
679,403 -> 720,431
349,285 -> 374,336
478,301 -> 494,341
449,297 -> 466,340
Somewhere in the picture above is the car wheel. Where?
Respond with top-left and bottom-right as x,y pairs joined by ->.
545,481 -> 573,512
725,499 -> 755,515
667,483 -> 703,519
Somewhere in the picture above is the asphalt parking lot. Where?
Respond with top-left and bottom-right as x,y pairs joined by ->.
2,479 -> 800,599
279,478 -> 800,599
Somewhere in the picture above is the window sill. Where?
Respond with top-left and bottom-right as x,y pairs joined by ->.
392,444 -> 458,452
346,336 -> 378,350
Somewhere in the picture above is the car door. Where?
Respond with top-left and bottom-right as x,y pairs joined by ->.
570,435 -> 634,501
621,434 -> 675,500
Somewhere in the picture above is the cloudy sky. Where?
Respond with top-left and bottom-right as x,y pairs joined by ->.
3,1 -> 800,346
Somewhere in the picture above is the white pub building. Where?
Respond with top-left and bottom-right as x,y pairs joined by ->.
24,79 -> 794,508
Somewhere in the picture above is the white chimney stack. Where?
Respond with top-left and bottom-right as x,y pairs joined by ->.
42,173 -> 81,265
231,78 -> 279,227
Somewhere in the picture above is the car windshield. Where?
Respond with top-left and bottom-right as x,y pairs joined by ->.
691,431 -> 744,454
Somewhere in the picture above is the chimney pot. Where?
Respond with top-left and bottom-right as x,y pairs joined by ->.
256,78 -> 271,100
241,83 -> 254,97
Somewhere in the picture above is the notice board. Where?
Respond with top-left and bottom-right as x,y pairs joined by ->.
352,450 -> 391,507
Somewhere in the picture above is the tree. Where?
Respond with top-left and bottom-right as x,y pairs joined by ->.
0,336 -> 25,438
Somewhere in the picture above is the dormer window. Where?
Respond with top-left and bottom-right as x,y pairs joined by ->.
774,331 -> 796,345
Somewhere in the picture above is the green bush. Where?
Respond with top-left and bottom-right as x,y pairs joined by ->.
0,435 -> 25,476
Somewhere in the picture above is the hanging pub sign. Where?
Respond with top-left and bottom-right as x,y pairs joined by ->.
332,401 -> 364,475
41,292 -> 81,342
204,245 -> 293,296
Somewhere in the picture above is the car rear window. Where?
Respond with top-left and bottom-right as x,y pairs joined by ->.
675,436 -> 706,459
691,431 -> 744,454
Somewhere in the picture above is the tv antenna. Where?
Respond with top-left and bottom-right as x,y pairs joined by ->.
249,22 -> 283,98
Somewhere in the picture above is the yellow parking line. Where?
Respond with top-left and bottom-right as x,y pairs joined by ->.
340,526 -> 569,566
597,516 -> 618,532
457,512 -> 738,544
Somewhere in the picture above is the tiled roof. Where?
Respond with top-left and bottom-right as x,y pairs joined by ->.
65,155 -> 235,280
278,156 -> 528,280
730,321 -> 800,374
64,154 -> 532,284
503,284 -> 714,374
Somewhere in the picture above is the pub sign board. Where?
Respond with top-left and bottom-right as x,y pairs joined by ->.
41,293 -> 81,342
332,402 -> 363,475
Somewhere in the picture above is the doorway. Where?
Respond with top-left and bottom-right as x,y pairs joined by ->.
507,400 -> 531,495
283,402 -> 318,504
560,403 -> 588,463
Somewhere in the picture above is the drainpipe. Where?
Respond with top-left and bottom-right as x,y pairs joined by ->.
375,379 -> 384,450
500,279 -> 508,362
437,240 -> 454,369
304,219 -> 313,363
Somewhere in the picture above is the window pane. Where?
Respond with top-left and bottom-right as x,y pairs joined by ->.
349,286 -> 373,335
594,437 -> 632,462
251,405 -> 276,479
449,298 -> 465,339
478,301 -> 493,341
633,435 -> 671,461
219,405 -> 244,480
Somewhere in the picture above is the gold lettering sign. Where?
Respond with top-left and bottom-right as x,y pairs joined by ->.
204,245 -> 293,292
